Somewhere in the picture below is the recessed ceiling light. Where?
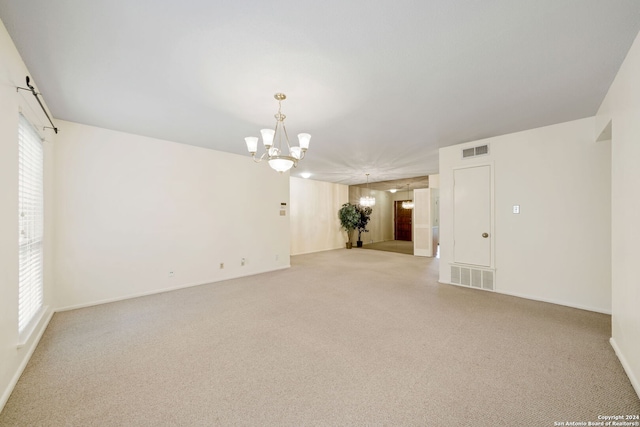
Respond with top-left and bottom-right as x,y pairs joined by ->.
300,172 -> 311,179
389,189 -> 397,193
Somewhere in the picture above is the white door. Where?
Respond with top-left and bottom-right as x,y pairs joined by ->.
453,165 -> 491,267
413,188 -> 431,256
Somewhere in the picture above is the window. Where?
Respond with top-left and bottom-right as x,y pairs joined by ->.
18,114 -> 44,336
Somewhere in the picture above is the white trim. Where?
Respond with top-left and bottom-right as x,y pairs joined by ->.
439,281 -> 611,314
443,280 -> 494,293
291,241 -> 399,256
17,306 -> 47,348
55,265 -> 291,312
495,289 -> 611,314
291,248 -> 345,256
0,308 -> 53,414
610,337 -> 640,400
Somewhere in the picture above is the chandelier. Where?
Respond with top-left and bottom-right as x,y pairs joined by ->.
402,184 -> 414,209
359,173 -> 376,207
244,93 -> 311,173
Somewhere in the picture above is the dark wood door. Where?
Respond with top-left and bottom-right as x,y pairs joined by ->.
395,201 -> 412,241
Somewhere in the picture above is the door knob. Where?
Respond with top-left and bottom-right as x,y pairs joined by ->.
482,233 -> 489,238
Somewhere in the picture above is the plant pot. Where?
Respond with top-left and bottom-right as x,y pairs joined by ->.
346,242 -> 353,249
356,241 -> 363,247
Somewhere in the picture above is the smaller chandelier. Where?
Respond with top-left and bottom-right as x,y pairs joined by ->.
360,196 -> 376,207
402,184 -> 414,209
244,93 -> 310,173
359,173 -> 376,207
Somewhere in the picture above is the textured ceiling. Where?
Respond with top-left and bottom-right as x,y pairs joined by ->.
1,1 -> 639,186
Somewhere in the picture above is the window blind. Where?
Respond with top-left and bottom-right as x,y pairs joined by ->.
18,113 -> 44,334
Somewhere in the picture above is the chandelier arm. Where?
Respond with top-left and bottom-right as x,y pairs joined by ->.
281,122 -> 292,151
273,120 -> 280,152
252,152 -> 267,163
279,122 -> 285,150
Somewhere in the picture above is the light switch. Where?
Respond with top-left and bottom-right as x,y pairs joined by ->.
513,205 -> 520,214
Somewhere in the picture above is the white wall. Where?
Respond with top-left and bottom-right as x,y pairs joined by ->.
2,12 -> 290,407
440,117 -> 611,313
597,30 -> 640,398
53,120 -> 290,309
0,19 -> 56,411
290,177 -> 348,254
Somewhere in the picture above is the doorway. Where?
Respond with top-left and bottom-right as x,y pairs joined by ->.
394,201 -> 412,241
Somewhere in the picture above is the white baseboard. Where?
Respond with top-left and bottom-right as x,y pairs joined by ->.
610,337 -> 640,400
496,289 -> 611,314
439,281 -> 611,314
442,280 -> 494,293
291,246 -> 344,256
0,308 -> 54,414
56,265 -> 291,312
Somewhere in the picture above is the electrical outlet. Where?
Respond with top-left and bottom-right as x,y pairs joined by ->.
168,271 -> 174,278
241,258 -> 246,266
275,254 -> 279,261
219,263 -> 224,269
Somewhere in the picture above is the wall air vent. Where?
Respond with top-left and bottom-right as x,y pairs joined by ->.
450,265 -> 495,291
482,270 -> 494,290
462,144 -> 489,159
474,145 -> 489,156
462,148 -> 475,158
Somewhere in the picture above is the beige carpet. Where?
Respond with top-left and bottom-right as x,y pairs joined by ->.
1,249 -> 638,426
362,240 -> 414,255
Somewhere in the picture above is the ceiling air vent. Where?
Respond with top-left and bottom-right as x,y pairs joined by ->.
462,144 -> 489,159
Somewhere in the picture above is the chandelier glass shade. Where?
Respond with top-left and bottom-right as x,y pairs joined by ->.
244,93 -> 310,173
359,173 -> 376,207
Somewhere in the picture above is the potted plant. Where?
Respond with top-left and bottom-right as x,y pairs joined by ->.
355,205 -> 373,247
338,203 -> 359,249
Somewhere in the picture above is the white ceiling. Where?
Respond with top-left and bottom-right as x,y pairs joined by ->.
1,1 -> 639,185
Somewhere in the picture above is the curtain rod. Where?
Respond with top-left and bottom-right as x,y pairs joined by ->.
16,76 -> 58,134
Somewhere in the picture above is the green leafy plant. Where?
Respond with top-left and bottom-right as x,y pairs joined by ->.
355,205 -> 373,245
338,203 -> 359,248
